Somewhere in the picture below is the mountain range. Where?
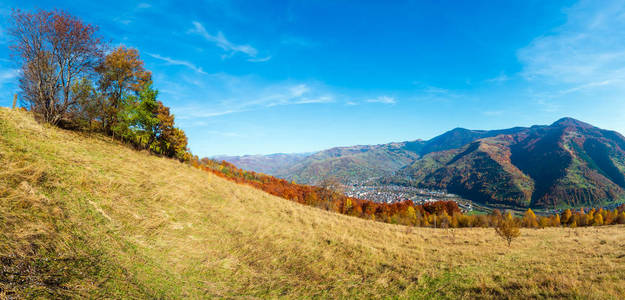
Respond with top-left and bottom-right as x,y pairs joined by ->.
218,118 -> 625,209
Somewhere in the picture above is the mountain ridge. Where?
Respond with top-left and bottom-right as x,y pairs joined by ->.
221,117 -> 625,209
409,118 -> 625,208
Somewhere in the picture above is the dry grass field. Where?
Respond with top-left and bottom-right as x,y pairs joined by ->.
1,107 -> 625,299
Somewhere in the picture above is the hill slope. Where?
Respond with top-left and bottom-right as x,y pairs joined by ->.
1,108 -> 625,298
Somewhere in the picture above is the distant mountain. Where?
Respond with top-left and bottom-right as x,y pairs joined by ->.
398,118 -> 625,209
274,142 -> 424,184
419,127 -> 526,154
257,127 -> 530,185
214,153 -> 311,175
219,118 -> 625,209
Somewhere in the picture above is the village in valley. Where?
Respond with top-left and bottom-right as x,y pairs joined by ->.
344,181 -> 475,213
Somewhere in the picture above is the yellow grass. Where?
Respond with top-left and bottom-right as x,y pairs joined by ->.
1,107 -> 625,299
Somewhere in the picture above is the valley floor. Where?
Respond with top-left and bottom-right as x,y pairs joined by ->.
1,107 -> 625,299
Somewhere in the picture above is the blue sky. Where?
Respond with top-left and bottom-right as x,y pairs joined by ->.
1,0 -> 624,157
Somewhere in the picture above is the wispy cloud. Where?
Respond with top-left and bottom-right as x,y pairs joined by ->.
247,56 -> 271,62
295,96 -> 334,104
191,21 -> 269,62
174,107 -> 239,120
518,0 -> 625,91
410,82 -> 465,101
167,78 -> 336,123
0,24 -> 8,45
482,110 -> 505,116
485,73 -> 510,83
289,84 -> 309,97
256,83 -> 334,107
0,68 -> 20,84
147,53 -> 206,74
137,3 -> 151,9
366,96 -> 396,104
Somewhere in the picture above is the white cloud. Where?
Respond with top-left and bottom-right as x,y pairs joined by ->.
295,96 -> 334,104
175,108 -> 238,119
485,73 -> 510,83
0,68 -> 20,84
366,96 -> 396,104
137,3 -> 152,9
147,53 -> 206,74
410,82 -> 464,101
191,21 -> 269,62
518,0 -> 625,89
167,78 -> 336,122
114,18 -> 132,25
247,56 -> 272,62
258,83 -> 334,107
422,86 -> 451,95
289,84 -> 310,97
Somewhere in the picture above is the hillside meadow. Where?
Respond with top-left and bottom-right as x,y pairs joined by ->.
1,107 -> 625,298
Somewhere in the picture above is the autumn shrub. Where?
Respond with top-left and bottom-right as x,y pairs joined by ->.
495,213 -> 521,247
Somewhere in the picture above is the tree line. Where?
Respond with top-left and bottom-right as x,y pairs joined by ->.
8,9 -> 191,161
193,159 -> 625,229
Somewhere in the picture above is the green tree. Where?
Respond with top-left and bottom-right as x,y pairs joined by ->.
132,83 -> 160,149
96,46 -> 151,135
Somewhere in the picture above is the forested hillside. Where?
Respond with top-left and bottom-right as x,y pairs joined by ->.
400,118 -> 625,209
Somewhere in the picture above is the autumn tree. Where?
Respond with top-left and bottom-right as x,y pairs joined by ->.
318,176 -> 343,210
522,208 -> 538,228
495,213 -> 521,247
593,213 -> 604,226
561,209 -> 572,225
153,102 -> 190,161
96,46 -> 151,134
8,9 -> 103,125
553,214 -> 561,227
617,212 -> 625,224
67,77 -> 104,130
405,206 -> 417,225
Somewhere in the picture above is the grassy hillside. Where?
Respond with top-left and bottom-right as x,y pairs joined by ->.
1,108 -> 625,299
